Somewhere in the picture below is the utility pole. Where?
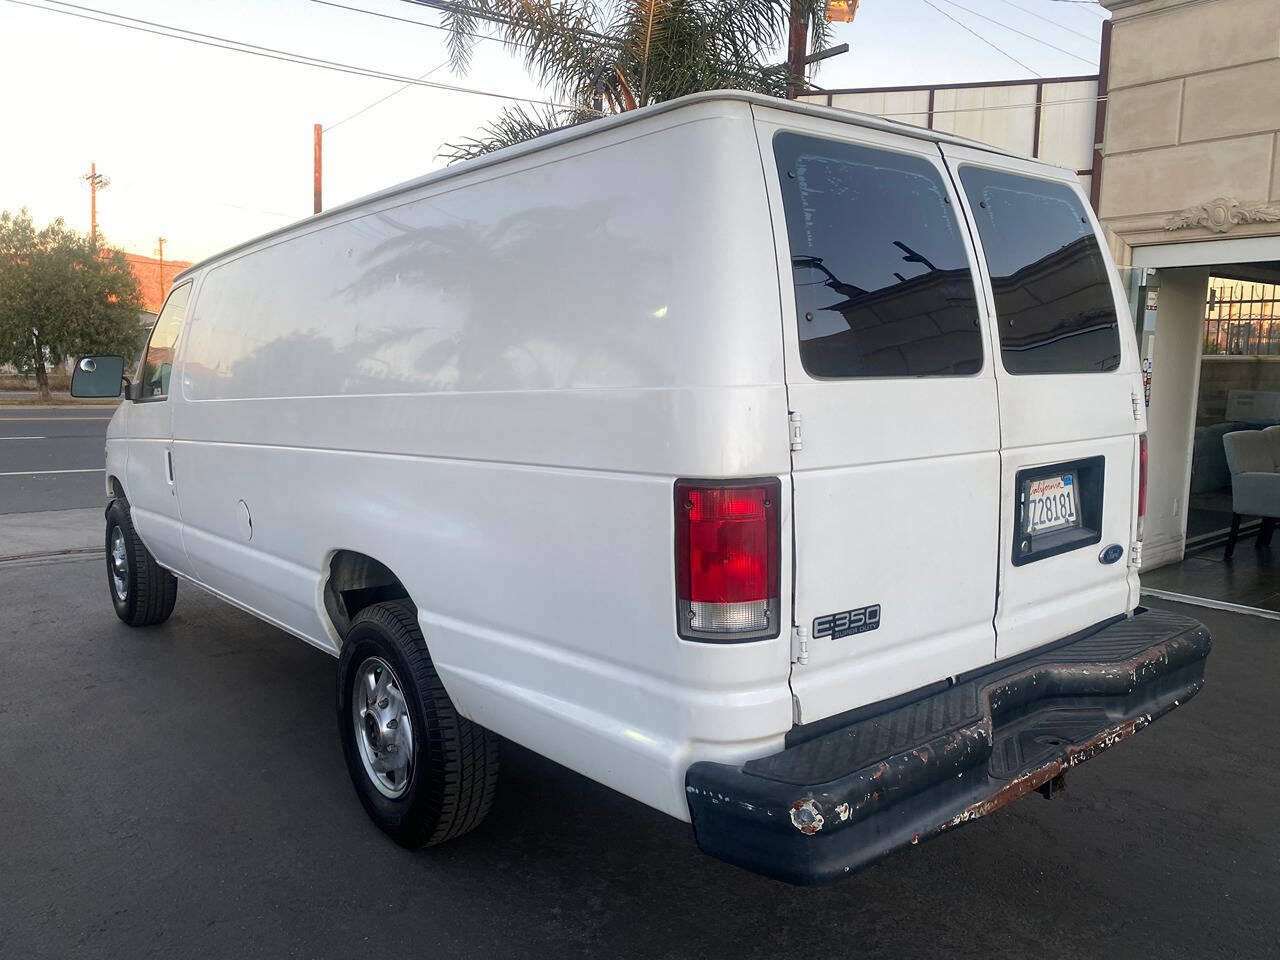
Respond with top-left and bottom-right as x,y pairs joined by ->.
81,163 -> 110,245
155,236 -> 166,295
788,1 -> 858,98
313,124 -> 323,215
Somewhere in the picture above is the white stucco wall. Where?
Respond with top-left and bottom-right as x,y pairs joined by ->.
1141,266 -> 1210,568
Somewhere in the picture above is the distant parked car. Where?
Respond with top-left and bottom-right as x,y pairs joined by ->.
72,91 -> 1211,885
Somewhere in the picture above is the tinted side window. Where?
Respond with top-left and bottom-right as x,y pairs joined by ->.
958,167 -> 1120,375
139,281 -> 191,399
774,132 -> 982,379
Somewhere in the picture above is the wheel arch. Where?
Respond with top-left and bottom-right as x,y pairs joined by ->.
321,549 -> 414,647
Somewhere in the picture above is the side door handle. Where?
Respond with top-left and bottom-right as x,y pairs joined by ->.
165,447 -> 175,487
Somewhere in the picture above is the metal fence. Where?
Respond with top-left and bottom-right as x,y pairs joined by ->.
1204,280 -> 1280,355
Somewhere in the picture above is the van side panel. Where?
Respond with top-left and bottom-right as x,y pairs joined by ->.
170,102 -> 793,820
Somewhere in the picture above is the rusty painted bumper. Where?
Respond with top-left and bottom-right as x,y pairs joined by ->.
686,608 -> 1211,885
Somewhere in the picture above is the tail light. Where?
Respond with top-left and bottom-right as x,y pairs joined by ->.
1137,433 -> 1148,542
675,478 -> 780,642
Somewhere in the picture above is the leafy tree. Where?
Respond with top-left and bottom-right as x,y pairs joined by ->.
0,209 -> 143,401
438,0 -> 830,162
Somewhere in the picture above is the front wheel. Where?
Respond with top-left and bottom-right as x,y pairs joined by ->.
337,600 -> 500,847
105,498 -> 177,627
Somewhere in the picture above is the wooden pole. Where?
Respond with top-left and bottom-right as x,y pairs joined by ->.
89,162 -> 98,245
156,236 -> 166,297
83,164 -> 109,245
313,124 -> 323,215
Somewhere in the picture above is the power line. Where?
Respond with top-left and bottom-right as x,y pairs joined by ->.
39,0 -> 404,68
318,0 -> 773,99
1038,0 -> 1110,19
6,0 -> 594,114
986,0 -> 1099,42
36,0 -> 582,106
111,175 -> 302,221
400,0 -> 623,47
918,0 -> 1042,77
311,0 -> 533,52
1050,0 -> 1108,15
325,56 -> 452,131
932,0 -> 1098,66
309,0 -> 600,132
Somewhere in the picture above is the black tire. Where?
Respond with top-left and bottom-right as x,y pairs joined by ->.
337,599 -> 500,847
105,498 -> 178,627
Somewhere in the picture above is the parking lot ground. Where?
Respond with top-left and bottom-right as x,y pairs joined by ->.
0,553 -> 1276,960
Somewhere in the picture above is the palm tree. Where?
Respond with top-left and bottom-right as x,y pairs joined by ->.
436,0 -> 832,162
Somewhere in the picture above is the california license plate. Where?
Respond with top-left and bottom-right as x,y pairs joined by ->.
1024,473 -> 1079,534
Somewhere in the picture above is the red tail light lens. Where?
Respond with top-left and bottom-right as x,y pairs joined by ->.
1137,433 -> 1148,542
675,478 -> 781,642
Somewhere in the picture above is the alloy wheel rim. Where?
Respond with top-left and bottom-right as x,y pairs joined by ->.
109,526 -> 128,600
351,656 -> 415,799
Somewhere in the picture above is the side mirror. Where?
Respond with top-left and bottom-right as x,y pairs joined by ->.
70,355 -> 126,398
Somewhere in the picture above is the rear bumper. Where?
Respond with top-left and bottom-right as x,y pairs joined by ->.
685,608 -> 1211,885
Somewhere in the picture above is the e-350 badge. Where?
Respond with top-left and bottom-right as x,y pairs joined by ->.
813,604 -> 881,640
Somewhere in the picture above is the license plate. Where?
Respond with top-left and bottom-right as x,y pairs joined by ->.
1024,473 -> 1079,534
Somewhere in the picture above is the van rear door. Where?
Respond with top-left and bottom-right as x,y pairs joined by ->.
940,144 -> 1143,660
753,108 -> 1002,725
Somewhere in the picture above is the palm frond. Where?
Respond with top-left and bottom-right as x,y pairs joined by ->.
637,0 -> 666,103
442,6 -> 482,75
437,102 -> 596,164
504,0 -> 615,100
438,0 -> 830,154
613,66 -> 638,109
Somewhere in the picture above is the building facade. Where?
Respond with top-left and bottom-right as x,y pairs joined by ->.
1098,0 -> 1280,567
123,252 -> 192,320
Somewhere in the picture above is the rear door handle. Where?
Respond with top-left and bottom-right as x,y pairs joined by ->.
165,448 -> 175,486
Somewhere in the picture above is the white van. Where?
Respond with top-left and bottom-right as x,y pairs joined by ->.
73,91 -> 1211,885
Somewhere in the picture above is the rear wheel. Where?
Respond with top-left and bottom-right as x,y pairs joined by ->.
105,498 -> 177,627
337,599 -> 500,847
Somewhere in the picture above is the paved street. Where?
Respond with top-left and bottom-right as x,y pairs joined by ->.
0,516 -> 1275,960
0,404 -> 116,514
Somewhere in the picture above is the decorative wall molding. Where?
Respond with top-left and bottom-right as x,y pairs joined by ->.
1165,197 -> 1280,234
1101,0 -> 1216,24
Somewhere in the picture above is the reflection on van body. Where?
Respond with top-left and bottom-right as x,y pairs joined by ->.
776,132 -> 984,379
959,165 -> 1122,375
791,256 -> 983,377
989,235 -> 1123,372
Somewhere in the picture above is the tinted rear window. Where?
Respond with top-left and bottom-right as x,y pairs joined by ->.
958,166 -> 1120,375
774,132 -> 983,379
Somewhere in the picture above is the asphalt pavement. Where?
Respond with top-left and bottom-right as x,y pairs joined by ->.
0,404 -> 116,514
1,418 -> 1276,958
0,535 -> 1275,959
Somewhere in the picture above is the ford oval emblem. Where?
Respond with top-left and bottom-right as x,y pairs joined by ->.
1099,544 -> 1124,565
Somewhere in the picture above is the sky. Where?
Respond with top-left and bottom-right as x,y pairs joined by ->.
0,0 -> 1109,264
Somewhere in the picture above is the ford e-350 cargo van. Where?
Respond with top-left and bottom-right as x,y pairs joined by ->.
72,91 -> 1211,885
